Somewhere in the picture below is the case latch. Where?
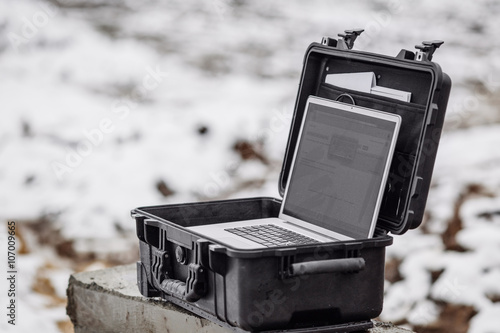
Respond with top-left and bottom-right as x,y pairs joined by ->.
415,40 -> 444,61
338,29 -> 364,50
321,29 -> 364,50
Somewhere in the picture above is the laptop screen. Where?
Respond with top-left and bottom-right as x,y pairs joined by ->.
282,98 -> 398,239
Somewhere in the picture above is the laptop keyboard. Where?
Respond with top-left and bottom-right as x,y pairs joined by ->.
225,224 -> 320,247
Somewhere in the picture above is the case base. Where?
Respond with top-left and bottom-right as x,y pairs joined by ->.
164,294 -> 373,333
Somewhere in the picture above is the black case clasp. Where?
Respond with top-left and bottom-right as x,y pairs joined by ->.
415,40 -> 444,61
321,29 -> 364,50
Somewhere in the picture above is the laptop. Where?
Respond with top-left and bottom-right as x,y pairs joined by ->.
187,96 -> 401,249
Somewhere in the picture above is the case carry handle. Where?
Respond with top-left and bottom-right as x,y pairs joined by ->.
148,234 -> 209,302
289,257 -> 365,276
160,263 -> 207,302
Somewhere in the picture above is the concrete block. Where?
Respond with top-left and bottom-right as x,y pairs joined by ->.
67,264 -> 413,333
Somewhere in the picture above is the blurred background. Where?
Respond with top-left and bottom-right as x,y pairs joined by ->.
1,0 -> 500,332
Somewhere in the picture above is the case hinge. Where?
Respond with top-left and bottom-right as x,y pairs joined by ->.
426,103 -> 439,126
415,40 -> 444,61
208,244 -> 227,275
410,176 -> 423,199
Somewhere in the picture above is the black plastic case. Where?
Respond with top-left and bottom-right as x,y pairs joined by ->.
132,32 -> 451,332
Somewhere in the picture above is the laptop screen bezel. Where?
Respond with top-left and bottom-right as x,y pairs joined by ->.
278,96 -> 401,241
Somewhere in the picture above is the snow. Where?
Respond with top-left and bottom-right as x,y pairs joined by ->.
1,0 -> 500,332
469,304 -> 500,333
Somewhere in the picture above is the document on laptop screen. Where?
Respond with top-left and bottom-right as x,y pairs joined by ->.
282,101 -> 397,239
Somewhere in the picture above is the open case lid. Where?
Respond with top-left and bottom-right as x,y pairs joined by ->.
278,31 -> 452,235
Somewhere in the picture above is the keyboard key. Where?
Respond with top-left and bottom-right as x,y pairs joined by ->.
225,224 -> 320,247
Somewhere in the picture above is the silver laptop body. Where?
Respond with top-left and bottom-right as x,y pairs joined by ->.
187,96 -> 401,249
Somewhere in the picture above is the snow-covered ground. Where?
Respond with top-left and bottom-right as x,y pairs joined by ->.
0,0 -> 499,332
